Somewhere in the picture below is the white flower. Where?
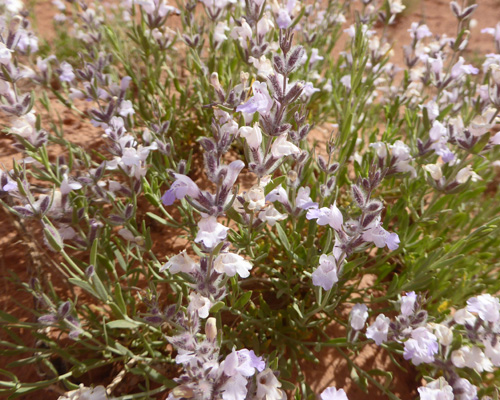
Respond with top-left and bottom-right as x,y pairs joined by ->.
429,120 -> 447,141
366,314 -> 391,345
255,369 -> 283,400
161,250 -> 197,274
370,142 -> 388,159
423,164 -> 443,181
428,323 -> 453,346
57,384 -> 107,400
417,377 -> 453,400
0,43 -> 13,65
271,134 -> 301,158
456,165 -> 483,183
214,21 -> 230,46
188,292 -> 212,319
451,346 -> 493,372
467,294 -> 500,323
258,205 -> 287,226
231,18 -> 253,50
454,308 -> 477,325
249,55 -> 274,78
312,254 -> 338,291
221,373 -> 248,400
222,349 -> 258,377
320,386 -> 349,400
340,74 -> 351,90
350,304 -> 368,331
60,174 -> 82,195
239,124 -> 262,149
214,253 -> 252,278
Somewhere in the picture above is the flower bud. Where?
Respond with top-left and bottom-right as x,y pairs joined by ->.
205,317 -> 217,341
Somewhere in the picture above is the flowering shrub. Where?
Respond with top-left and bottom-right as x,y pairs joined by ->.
1,0 -> 500,398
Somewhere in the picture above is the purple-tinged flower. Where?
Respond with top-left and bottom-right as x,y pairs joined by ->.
295,187 -> 318,210
320,386 -> 349,400
362,217 -> 400,251
119,100 -> 135,117
306,202 -> 343,231
60,174 -> 82,195
271,134 -> 301,158
453,378 -> 478,400
59,61 -> 75,82
162,174 -> 201,206
161,250 -> 197,274
195,216 -> 229,248
403,327 -> 438,365
231,18 -> 253,51
214,253 -> 252,278
417,377 -> 453,400
223,349 -> 258,378
451,57 -> 479,79
366,314 -> 391,345
312,254 -> 338,291
236,81 -> 273,116
467,294 -> 500,323
340,75 -> 351,90
484,339 -> 500,366
408,22 -> 432,40
350,304 -> 368,331
400,291 -> 417,316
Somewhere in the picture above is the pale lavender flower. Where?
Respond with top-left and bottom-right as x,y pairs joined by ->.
162,174 -> 201,206
0,43 -> 13,65
451,57 -> 479,79
484,339 -> 500,366
403,326 -> 438,365
350,304 -> 368,331
295,187 -> 318,210
236,81 -> 273,116
362,217 -> 400,251
408,22 -> 432,40
366,314 -> 391,345
59,61 -> 75,82
195,216 -> 229,248
223,349 -> 258,377
400,291 -> 417,316
214,252 -> 252,278
340,75 -> 351,90
271,134 -> 301,158
306,202 -> 343,231
320,386 -> 349,400
119,100 -> 135,117
312,254 -> 338,291
467,294 -> 500,323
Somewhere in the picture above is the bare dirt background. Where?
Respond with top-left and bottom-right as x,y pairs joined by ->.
1,0 -> 499,399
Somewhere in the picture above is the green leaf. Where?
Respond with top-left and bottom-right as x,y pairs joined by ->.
106,319 -> 140,330
234,291 -> 252,309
